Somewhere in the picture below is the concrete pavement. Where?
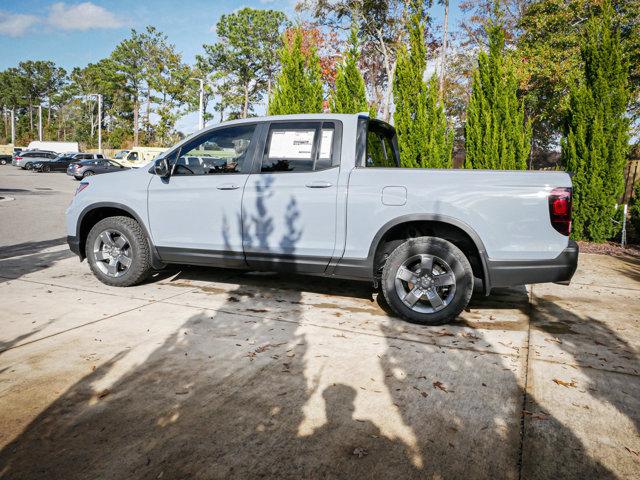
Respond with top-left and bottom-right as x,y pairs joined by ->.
0,168 -> 638,479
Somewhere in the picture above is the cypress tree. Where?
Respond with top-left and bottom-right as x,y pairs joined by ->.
561,0 -> 629,242
464,10 -> 531,170
393,4 -> 453,169
268,28 -> 323,115
331,26 -> 368,114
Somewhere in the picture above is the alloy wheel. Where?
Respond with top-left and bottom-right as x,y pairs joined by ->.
92,229 -> 133,278
394,254 -> 456,313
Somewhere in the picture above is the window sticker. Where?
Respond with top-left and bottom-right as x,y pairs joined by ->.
319,129 -> 334,159
269,129 -> 315,159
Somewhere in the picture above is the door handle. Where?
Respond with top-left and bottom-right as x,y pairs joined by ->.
217,183 -> 240,190
305,181 -> 333,188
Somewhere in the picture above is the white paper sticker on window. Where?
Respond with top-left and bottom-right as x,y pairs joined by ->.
269,130 -> 315,159
319,129 -> 333,159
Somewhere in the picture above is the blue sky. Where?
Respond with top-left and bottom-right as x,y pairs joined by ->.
0,0 -> 465,132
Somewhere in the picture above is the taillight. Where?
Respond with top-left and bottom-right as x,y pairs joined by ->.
15,156 -> 22,161
548,187 -> 572,236
75,182 -> 89,196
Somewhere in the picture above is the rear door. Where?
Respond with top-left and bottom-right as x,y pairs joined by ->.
147,123 -> 259,267
242,120 -> 341,273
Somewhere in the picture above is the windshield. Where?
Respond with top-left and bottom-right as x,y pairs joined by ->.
114,150 -> 128,159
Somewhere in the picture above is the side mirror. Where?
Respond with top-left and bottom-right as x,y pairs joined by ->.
153,157 -> 171,178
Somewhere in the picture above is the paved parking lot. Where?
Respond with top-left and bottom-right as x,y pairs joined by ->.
0,167 -> 639,479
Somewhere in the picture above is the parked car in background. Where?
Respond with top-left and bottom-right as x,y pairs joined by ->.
33,153 -> 79,172
12,150 -> 57,169
67,159 -> 128,179
0,154 -> 11,165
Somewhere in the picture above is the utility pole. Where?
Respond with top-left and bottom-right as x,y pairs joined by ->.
97,94 -> 102,154
10,109 -> 15,146
89,94 -> 103,153
191,78 -> 204,130
38,105 -> 43,141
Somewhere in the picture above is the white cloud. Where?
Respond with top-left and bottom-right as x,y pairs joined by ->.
0,11 -> 39,37
46,2 -> 125,31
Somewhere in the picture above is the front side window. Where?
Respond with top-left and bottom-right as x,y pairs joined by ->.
261,122 -> 336,173
172,124 -> 256,176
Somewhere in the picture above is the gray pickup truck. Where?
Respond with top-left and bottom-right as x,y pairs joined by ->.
66,113 -> 578,325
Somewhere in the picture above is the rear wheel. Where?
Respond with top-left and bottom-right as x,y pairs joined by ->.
42,164 -> 50,172
24,162 -> 33,170
86,216 -> 152,287
83,170 -> 95,177
381,237 -> 473,325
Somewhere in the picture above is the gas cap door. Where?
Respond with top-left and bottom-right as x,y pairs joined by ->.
382,186 -> 407,206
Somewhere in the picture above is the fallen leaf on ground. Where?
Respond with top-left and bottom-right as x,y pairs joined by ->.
624,446 -> 639,457
544,337 -> 562,344
436,330 -> 454,337
433,381 -> 448,392
352,447 -> 368,458
553,378 -> 577,388
523,410 -> 547,420
97,389 -> 110,399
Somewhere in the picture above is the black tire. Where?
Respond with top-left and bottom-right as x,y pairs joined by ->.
86,216 -> 153,287
381,236 -> 473,325
0,159 -> 6,165
24,162 -> 33,170
74,176 -> 82,181
83,170 -> 95,177
42,165 -> 50,172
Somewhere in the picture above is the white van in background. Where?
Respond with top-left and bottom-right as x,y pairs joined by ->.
113,148 -> 167,167
27,141 -> 79,154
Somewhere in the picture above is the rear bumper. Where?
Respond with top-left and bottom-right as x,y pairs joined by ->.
487,240 -> 579,290
67,235 -> 83,259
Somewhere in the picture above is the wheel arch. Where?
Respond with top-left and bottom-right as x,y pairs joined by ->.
76,202 -> 164,269
368,214 -> 491,295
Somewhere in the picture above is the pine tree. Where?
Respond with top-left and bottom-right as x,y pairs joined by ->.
561,0 -> 629,242
393,5 -> 453,169
268,28 -> 323,115
464,9 -> 531,170
331,27 -> 368,114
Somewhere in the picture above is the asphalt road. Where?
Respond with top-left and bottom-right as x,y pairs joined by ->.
0,167 -> 639,479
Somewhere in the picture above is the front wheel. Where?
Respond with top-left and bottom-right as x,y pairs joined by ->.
42,165 -> 50,172
83,170 -> 95,177
381,237 -> 473,325
24,162 -> 33,170
86,216 -> 153,287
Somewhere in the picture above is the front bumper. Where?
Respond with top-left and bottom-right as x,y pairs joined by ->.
486,240 -> 579,290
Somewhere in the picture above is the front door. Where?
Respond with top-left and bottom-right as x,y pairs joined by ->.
242,121 -> 341,273
147,123 -> 258,267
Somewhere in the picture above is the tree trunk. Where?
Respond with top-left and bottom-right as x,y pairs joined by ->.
242,83 -> 249,119
267,77 -> 272,107
29,102 -> 33,134
133,99 -> 139,147
439,0 -> 450,100
382,59 -> 397,123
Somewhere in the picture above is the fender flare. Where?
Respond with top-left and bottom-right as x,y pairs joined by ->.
76,202 -> 164,269
366,213 -> 492,294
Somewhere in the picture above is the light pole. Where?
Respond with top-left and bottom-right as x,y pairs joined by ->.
10,108 -> 15,146
38,105 -> 43,141
89,94 -> 103,153
191,78 -> 204,130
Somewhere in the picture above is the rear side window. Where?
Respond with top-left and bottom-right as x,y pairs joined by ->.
261,122 -> 337,173
366,121 -> 399,168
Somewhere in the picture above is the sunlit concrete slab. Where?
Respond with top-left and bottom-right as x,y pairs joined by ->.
521,358 -> 640,480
